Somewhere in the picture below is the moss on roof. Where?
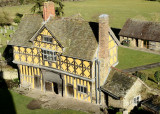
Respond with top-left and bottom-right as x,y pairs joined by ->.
8,14 -> 118,61
45,17 -> 98,60
8,14 -> 43,47
101,68 -> 137,98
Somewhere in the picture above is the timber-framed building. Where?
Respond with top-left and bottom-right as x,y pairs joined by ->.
8,1 -> 119,104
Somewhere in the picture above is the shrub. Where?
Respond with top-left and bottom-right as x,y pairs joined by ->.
116,112 -> 122,114
13,17 -> 21,24
154,71 -> 160,85
0,11 -> 12,26
13,13 -> 23,24
134,71 -> 147,81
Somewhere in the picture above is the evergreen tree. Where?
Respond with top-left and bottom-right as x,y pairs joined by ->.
31,0 -> 64,16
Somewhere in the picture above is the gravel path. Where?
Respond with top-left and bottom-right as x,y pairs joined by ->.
122,62 -> 160,73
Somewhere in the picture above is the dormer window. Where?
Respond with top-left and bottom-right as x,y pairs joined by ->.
42,49 -> 56,61
43,36 -> 52,43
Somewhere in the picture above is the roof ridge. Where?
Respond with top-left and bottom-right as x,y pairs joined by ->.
111,66 -> 138,79
130,18 -> 160,25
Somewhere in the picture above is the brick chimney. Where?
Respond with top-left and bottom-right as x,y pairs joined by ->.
43,1 -> 55,21
98,14 -> 109,59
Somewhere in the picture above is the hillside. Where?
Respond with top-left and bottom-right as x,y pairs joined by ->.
0,0 -> 160,28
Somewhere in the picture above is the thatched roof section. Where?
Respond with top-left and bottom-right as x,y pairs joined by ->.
101,68 -> 137,98
9,14 -> 43,47
119,19 -> 160,42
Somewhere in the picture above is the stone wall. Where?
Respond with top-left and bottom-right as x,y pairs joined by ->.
138,39 -> 144,48
107,79 -> 149,112
149,41 -> 160,52
120,36 -> 160,52
108,96 -> 123,109
123,79 -> 148,112
1,68 -> 18,80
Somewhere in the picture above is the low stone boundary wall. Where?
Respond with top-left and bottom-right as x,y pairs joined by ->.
0,68 -> 18,80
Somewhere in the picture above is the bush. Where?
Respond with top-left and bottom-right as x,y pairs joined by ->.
134,71 -> 147,81
0,11 -> 12,26
116,112 -> 122,114
13,17 -> 21,24
154,71 -> 160,85
13,13 -> 23,24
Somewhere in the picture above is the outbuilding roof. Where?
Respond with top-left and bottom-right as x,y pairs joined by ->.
119,19 -> 160,42
101,68 -> 137,99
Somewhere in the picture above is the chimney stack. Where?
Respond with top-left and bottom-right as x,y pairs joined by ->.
43,1 -> 55,21
98,14 -> 109,59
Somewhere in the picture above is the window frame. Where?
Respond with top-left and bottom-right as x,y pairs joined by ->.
42,49 -> 57,62
133,95 -> 141,105
42,35 -> 53,44
77,85 -> 87,94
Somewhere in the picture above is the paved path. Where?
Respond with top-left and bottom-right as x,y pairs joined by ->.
122,62 -> 160,73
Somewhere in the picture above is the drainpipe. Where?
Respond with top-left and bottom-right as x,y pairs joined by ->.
95,59 -> 98,104
98,60 -> 101,104
43,71 -> 46,93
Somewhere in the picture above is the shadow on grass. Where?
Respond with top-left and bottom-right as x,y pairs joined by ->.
148,77 -> 157,84
0,70 -> 16,114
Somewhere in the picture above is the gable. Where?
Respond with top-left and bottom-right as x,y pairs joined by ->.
33,26 -> 63,53
45,18 -> 98,60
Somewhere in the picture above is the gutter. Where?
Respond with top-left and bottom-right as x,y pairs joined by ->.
100,87 -> 120,100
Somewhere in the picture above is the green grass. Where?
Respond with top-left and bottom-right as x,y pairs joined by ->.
116,47 -> 160,90
116,46 -> 160,70
0,26 -> 15,60
0,0 -> 160,28
0,89 -> 86,114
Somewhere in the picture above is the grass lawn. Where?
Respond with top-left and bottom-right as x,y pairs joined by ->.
0,26 -> 16,60
0,0 -> 160,28
0,89 -> 86,114
116,46 -> 160,70
116,46 -> 160,90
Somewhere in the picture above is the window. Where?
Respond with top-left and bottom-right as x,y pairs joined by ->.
77,85 -> 87,94
42,50 -> 56,61
43,36 -> 52,43
133,95 -> 141,105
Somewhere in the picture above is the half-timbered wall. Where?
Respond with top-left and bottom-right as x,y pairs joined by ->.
64,75 -> 91,102
14,46 -> 92,79
108,34 -> 118,66
33,28 -> 63,53
19,65 -> 43,90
